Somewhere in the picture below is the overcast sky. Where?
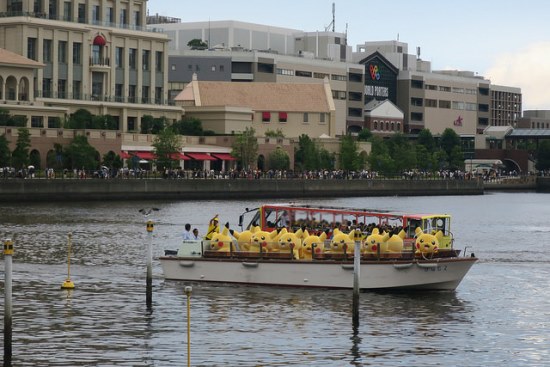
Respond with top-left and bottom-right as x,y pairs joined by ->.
148,0 -> 550,111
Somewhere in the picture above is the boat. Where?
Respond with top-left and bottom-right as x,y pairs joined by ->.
159,204 -> 477,290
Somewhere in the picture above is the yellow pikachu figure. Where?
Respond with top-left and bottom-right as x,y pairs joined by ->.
364,228 -> 390,255
328,228 -> 356,254
232,225 -> 258,252
277,229 -> 302,259
209,227 -> 234,252
250,229 -> 278,253
300,231 -> 327,260
386,229 -> 406,254
414,228 -> 442,256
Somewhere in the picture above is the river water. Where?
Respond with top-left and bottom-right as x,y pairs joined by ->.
0,192 -> 549,366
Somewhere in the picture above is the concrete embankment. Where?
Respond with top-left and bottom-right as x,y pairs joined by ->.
536,177 -> 550,192
0,178 -> 484,202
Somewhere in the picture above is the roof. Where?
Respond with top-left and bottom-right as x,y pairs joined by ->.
508,128 -> 550,137
0,48 -> 44,68
175,81 -> 332,112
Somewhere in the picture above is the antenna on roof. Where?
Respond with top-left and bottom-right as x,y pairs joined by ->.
325,2 -> 335,32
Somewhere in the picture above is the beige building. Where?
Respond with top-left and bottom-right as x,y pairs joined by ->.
175,75 -> 336,139
0,0 -> 182,133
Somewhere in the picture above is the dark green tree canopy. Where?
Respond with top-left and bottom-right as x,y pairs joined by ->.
64,135 -> 99,170
268,146 -> 290,170
11,127 -> 31,169
231,127 -> 258,169
0,134 -> 11,167
152,128 -> 181,169
536,140 -> 550,171
172,117 -> 204,136
187,39 -> 208,50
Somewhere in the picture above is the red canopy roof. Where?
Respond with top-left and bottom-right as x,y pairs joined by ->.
170,152 -> 190,160
186,153 -> 217,161
93,35 -> 106,46
120,151 -> 132,159
212,153 -> 237,161
135,151 -> 155,160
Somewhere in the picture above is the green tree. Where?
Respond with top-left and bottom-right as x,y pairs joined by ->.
357,128 -> 372,141
187,38 -> 208,50
11,127 -> 31,169
339,134 -> 362,171
152,127 -> 181,169
367,136 -> 394,175
64,135 -> 99,170
536,140 -> 550,171
268,146 -> 290,170
417,128 -> 436,153
66,108 -> 93,129
92,114 -> 118,130
48,143 -> 64,170
318,148 -> 335,169
102,151 -> 123,169
295,134 -> 318,170
0,108 -> 26,127
0,108 -> 9,126
415,144 -> 437,172
0,134 -> 11,167
265,129 -> 285,138
440,128 -> 461,156
387,133 -> 416,173
231,127 -> 258,169
172,117 -> 204,135
140,115 -> 167,134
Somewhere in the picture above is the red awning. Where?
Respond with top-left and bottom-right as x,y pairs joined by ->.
278,111 -> 288,121
120,151 -> 132,159
134,151 -> 156,160
186,153 -> 217,161
170,152 -> 190,160
212,153 -> 237,161
93,35 -> 106,46
262,111 -> 271,120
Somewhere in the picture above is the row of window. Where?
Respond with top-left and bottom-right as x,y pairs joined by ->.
276,68 -> 348,81
261,111 -> 327,124
28,37 -> 163,72
415,98 -> 485,111
413,80 -> 489,96
372,120 -> 401,131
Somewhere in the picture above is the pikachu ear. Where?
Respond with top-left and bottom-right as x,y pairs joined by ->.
303,230 -> 310,238
333,228 -> 342,236
221,227 -> 230,236
232,229 -> 241,239
435,230 -> 444,240
398,229 -> 406,239
294,228 -> 303,237
270,229 -> 279,239
252,226 -> 260,233
372,228 -> 380,235
278,228 -> 288,236
382,232 -> 390,242
319,232 -> 327,241
415,227 -> 423,236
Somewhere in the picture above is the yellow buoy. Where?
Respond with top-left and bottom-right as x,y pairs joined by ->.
61,232 -> 75,289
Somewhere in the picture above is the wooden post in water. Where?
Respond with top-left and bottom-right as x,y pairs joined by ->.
146,220 -> 154,308
352,229 -> 361,327
184,286 -> 193,367
4,238 -> 14,366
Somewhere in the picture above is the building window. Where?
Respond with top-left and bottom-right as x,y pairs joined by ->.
73,42 -> 81,64
141,86 -> 149,104
92,5 -> 100,24
331,74 -> 347,81
133,11 -> 141,27
115,47 -> 123,68
27,37 -> 37,60
155,87 -> 162,104
276,68 -> 294,76
120,9 -> 127,25
452,101 -> 465,110
411,79 -> 424,89
211,65 -> 216,72
115,84 -> 123,102
411,112 -> 423,121
439,100 -> 451,109
278,112 -> 287,123
439,86 -> 451,92
373,121 -> 378,130
129,48 -> 137,69
155,51 -> 163,72
320,113 -> 326,124
425,98 -> 437,108
58,79 -> 67,99
42,78 -> 52,97
73,80 -> 81,99
303,113 -> 309,123
127,117 -> 136,131
411,97 -> 423,107
77,3 -> 85,23
220,65 -> 224,72
63,1 -> 71,21
142,50 -> 150,70
58,41 -> 67,63
314,72 -> 329,79
295,70 -> 312,78
31,116 -> 44,128
105,7 -> 113,24
43,39 -> 52,62
262,111 -> 271,122
128,85 -> 136,103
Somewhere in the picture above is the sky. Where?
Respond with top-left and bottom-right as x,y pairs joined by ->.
148,0 -> 550,111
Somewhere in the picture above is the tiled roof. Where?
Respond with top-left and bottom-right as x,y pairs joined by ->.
0,48 -> 44,68
176,81 -> 332,112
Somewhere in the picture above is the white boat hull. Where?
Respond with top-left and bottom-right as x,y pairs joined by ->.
159,256 -> 477,291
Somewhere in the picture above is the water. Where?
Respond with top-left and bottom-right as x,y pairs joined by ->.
0,192 -> 549,366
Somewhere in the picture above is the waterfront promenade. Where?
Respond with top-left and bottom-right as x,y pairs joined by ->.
0,175 -> 543,202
